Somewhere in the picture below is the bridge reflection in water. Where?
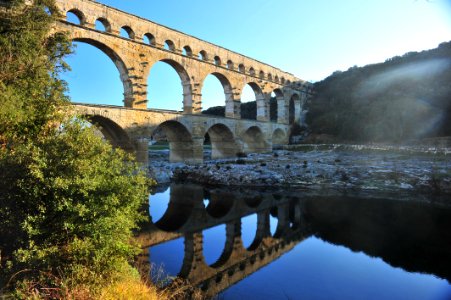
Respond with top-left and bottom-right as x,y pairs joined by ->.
136,184 -> 451,299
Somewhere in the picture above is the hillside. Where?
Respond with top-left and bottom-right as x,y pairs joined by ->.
306,41 -> 451,143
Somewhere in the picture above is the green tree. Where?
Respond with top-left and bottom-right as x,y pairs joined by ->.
0,0 -> 149,296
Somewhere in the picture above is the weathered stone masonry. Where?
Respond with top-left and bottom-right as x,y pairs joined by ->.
52,0 -> 313,163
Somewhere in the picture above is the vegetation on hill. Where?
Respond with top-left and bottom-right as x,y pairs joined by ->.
0,0 -> 158,297
203,98 -> 278,121
306,41 -> 451,143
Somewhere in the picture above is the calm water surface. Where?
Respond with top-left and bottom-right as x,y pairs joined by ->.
139,184 -> 451,300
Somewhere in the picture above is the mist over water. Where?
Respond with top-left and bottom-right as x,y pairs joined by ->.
357,58 -> 451,96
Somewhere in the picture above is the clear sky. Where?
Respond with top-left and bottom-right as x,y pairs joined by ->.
61,0 -> 451,110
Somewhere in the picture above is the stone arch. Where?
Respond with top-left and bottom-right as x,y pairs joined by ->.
164,40 -> 176,51
143,33 -> 156,46
199,50 -> 208,61
95,17 -> 111,32
72,37 -> 132,107
289,93 -> 300,125
272,88 -> 284,122
272,128 -> 287,145
183,45 -> 193,56
148,59 -> 192,112
241,126 -> 269,153
201,72 -> 234,115
241,82 -> 267,121
152,120 -> 194,163
153,195 -> 195,232
274,75 -> 279,83
209,221 -> 238,269
83,115 -> 134,152
205,123 -> 238,159
226,60 -> 234,70
259,70 -> 265,80
238,64 -> 245,73
268,73 -> 273,81
204,190 -> 234,219
281,77 -> 286,85
120,25 -> 135,39
214,56 -> 221,66
249,67 -> 256,76
66,8 -> 86,25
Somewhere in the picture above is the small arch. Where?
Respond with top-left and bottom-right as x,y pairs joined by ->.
120,26 -> 135,39
249,67 -> 255,76
242,126 -> 268,153
95,18 -> 111,32
153,196 -> 194,232
66,9 -> 85,25
83,115 -> 134,152
259,70 -> 265,80
198,50 -> 208,61
214,56 -> 221,66
205,123 -> 237,159
244,195 -> 263,208
143,33 -> 156,46
182,46 -> 193,56
164,40 -> 175,51
226,60 -> 234,70
273,128 -> 287,145
268,74 -> 273,81
238,64 -> 245,73
281,77 -> 286,84
152,120 -> 194,163
286,80 -> 291,85
204,189 -> 234,218
275,75 -> 279,83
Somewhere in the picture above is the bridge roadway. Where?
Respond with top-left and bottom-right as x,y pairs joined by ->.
73,102 -> 292,164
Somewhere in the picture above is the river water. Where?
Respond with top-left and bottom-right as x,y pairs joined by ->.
138,183 -> 451,299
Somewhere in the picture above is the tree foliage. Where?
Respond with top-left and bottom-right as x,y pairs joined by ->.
0,0 -> 149,295
306,41 -> 451,143
202,97 -> 278,121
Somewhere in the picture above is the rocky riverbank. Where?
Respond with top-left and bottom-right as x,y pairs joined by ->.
148,145 -> 451,198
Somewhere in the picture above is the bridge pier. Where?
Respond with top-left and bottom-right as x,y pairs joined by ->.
135,137 -> 149,166
169,138 -> 203,164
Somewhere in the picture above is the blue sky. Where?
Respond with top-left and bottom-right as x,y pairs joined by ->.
62,0 -> 451,110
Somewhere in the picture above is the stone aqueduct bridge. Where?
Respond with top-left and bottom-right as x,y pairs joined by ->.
54,0 -> 313,163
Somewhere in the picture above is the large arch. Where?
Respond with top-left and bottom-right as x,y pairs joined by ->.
272,89 -> 284,123
70,38 -> 132,106
205,123 -> 238,159
240,82 -> 267,121
147,59 -> 192,112
83,115 -> 134,152
289,93 -> 300,125
202,72 -> 234,117
241,126 -> 269,153
152,121 -> 195,163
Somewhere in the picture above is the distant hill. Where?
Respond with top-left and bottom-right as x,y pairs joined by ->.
306,41 -> 451,143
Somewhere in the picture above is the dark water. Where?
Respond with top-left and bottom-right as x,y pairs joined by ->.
137,184 -> 451,300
